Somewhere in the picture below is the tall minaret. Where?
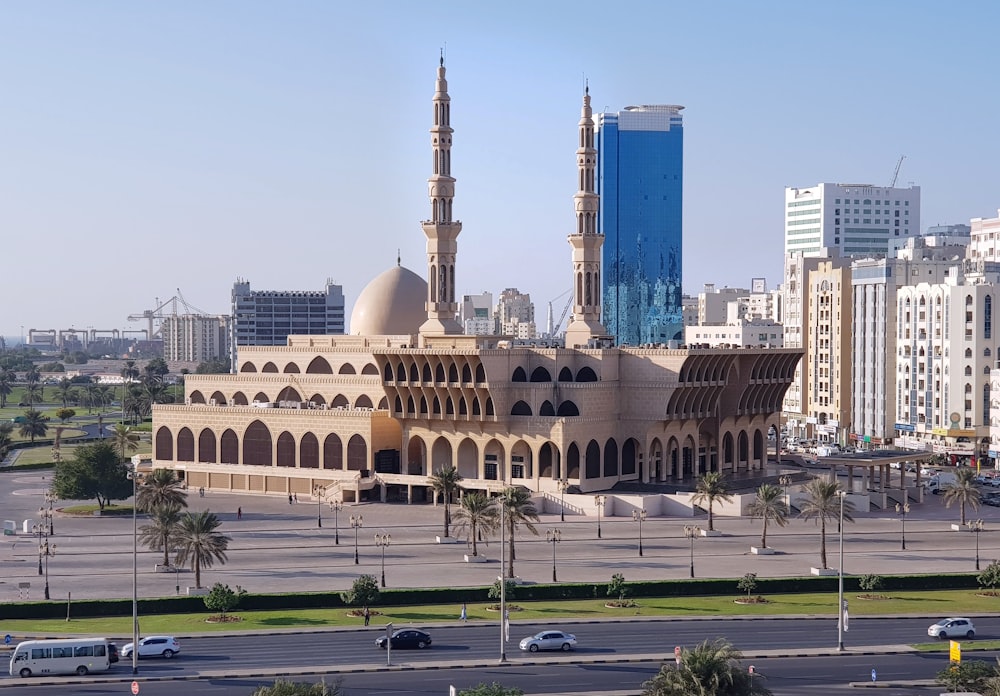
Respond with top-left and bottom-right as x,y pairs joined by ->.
419,55 -> 463,337
564,84 -> 609,349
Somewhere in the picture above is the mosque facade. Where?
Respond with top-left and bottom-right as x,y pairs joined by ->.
150,59 -> 801,503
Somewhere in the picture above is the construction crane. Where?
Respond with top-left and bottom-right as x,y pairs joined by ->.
547,289 -> 573,337
175,288 -> 211,316
889,155 -> 906,187
127,296 -> 177,339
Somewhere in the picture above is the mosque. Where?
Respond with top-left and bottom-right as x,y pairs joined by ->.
149,59 -> 801,506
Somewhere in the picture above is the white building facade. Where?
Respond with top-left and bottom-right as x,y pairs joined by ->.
161,315 -> 232,364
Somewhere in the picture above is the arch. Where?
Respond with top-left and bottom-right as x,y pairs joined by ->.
377,396 -> 388,410
485,398 -> 495,416
445,396 -> 455,415
511,366 -> 527,382
189,390 -> 206,404
448,364 -> 459,383
475,364 -> 486,382
276,386 -> 302,403
422,364 -> 432,382
347,434 -> 367,471
240,362 -> 257,373
232,391 -> 248,406
407,436 -> 427,475
510,400 -> 532,416
306,356 -> 333,374
262,362 -> 278,373
622,438 -> 638,476
556,401 -> 580,417
332,394 -> 350,408
176,427 -> 195,462
567,442 -> 581,479
420,396 -> 429,414
409,364 -> 420,382
461,364 -> 472,382
435,364 -> 446,382
300,433 -> 319,468
738,431 -> 749,468
198,428 -> 216,463
458,397 -> 468,415
355,394 -> 374,409
395,363 -> 406,381
243,420 -> 272,466
309,393 -> 326,406
723,433 -> 734,468
483,438 -> 504,480
324,434 -> 343,470
406,395 -> 416,414
432,396 -> 441,414
648,438 -> 663,481
539,441 -> 559,478
276,432 -> 295,467
457,438 -> 478,479
210,391 -> 227,406
220,429 -> 239,464
283,362 -> 300,374
361,363 -> 379,375
604,438 -> 619,477
510,440 -> 532,478
472,397 -> 482,416
254,392 -> 270,404
155,426 -> 173,461
558,367 -> 573,382
539,400 -> 555,416
430,437 -> 453,474
530,366 -> 552,382
577,366 -> 598,382
753,430 -> 764,463
339,363 -> 357,375
394,395 -> 403,414
585,440 -> 601,479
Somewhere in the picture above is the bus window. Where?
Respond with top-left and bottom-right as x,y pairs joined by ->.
94,645 -> 106,657
52,647 -> 72,658
74,646 -> 93,657
30,649 -> 49,659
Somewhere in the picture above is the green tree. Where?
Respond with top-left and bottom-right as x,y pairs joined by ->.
498,487 -> 540,578
249,678 -> 344,696
452,492 -> 499,557
858,574 -> 883,595
458,683 -> 524,696
746,483 -> 788,549
340,574 -> 380,607
935,660 -> 995,694
798,478 -> 855,570
144,358 -> 170,380
174,510 -> 231,589
50,441 -> 132,510
136,468 -> 188,512
195,359 -> 231,375
54,407 -> 76,424
22,383 -> 43,407
692,472 -> 733,532
943,467 -> 981,526
642,637 -> 772,695
737,573 -> 758,600
112,424 -> 140,465
488,578 -> 516,602
18,409 -> 49,443
977,560 -> 1000,592
204,582 -> 247,618
0,369 -> 13,408
54,378 -> 75,407
427,464 -> 463,537
0,422 -> 14,459
608,572 -> 630,604
138,502 -> 183,565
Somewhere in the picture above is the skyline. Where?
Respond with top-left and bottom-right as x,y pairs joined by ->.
4,1 -> 1000,335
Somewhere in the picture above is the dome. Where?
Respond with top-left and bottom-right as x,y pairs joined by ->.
349,265 -> 427,336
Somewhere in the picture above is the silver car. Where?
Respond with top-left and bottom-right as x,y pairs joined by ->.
928,618 -> 975,640
519,630 -> 577,652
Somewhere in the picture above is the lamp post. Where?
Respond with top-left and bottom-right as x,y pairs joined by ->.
837,490 -> 846,652
558,479 -> 570,522
778,475 -> 792,502
547,528 -> 561,582
39,538 -> 55,600
33,522 -> 46,576
42,491 -> 56,536
895,502 -> 909,551
375,533 -> 391,587
313,486 -> 324,529
127,462 -> 140,675
499,501 -> 507,664
330,500 -> 342,545
970,519 -> 985,571
174,564 -> 179,596
633,509 -> 647,557
350,515 -> 363,564
594,495 -> 606,539
683,525 -> 700,578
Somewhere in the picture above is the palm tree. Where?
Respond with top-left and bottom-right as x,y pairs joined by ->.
427,465 -> 463,537
0,422 -> 14,459
642,637 -> 772,695
798,478 -> 855,570
139,503 -> 183,566
692,472 -> 733,532
0,370 -> 13,408
746,484 -> 788,549
173,510 -> 231,588
24,367 -> 40,407
18,409 -> 49,443
23,383 -> 43,406
498,487 -> 540,578
54,378 -> 74,407
943,468 -> 981,526
112,424 -> 140,465
137,468 -> 189,512
451,492 -> 499,556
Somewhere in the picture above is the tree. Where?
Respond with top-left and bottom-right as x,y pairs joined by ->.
427,465 -> 463,537
249,678 -> 344,696
204,582 -> 247,618
144,358 -> 170,380
488,578 -> 516,602
0,369 -> 13,408
112,424 -> 140,465
977,560 -> 1000,593
642,637 -> 772,695
50,441 -> 132,510
136,468 -> 188,512
340,574 -> 380,607
798,478 -> 855,570
943,468 -> 981,526
0,422 -> 13,459
746,483 -> 788,549
173,510 -> 231,588
935,660 -> 995,694
452,492 -> 499,556
54,378 -> 75,407
498,487 -> 540,578
458,683 -> 524,696
138,502 -> 183,565
22,383 -> 43,407
608,572 -> 630,604
54,408 -> 76,424
195,359 -> 231,375
858,574 -> 883,596
19,409 -> 49,443
692,472 -> 733,532
737,573 -> 758,600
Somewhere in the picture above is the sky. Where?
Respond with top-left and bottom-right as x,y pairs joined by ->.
3,1 -> 1000,339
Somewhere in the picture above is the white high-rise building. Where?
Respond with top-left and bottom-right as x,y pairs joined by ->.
162,315 -> 231,364
461,292 -> 494,335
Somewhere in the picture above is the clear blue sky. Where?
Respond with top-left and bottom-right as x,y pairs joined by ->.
3,1 -> 998,336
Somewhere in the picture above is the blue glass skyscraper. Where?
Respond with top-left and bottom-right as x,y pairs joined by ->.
597,105 -> 684,345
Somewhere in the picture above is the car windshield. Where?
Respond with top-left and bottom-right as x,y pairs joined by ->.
934,620 -> 950,626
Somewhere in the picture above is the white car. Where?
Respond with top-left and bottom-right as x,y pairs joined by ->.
121,636 -> 181,659
519,630 -> 577,652
928,618 -> 975,640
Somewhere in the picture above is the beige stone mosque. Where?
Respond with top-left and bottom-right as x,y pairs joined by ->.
150,59 -> 801,507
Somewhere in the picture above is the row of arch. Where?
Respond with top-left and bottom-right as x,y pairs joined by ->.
240,356 -> 380,376
378,361 -> 599,385
190,389 -> 389,410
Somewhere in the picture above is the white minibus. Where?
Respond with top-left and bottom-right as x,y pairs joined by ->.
9,638 -> 113,678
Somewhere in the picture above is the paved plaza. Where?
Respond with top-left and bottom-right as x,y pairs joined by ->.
2,468 -> 999,603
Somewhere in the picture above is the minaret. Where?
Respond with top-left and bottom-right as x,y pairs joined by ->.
564,84 -> 609,348
419,55 -> 463,337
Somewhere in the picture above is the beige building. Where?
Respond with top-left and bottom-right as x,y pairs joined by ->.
805,260 -> 852,443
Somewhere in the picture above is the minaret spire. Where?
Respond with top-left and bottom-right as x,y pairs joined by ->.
419,54 -> 463,337
565,83 -> 609,348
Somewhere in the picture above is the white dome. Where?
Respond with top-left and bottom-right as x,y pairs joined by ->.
349,266 -> 427,336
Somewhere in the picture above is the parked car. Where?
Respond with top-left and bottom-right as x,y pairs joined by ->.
108,643 -> 119,663
519,630 -> 577,652
375,629 -> 432,650
121,636 -> 181,659
983,497 -> 1000,507
928,618 -> 975,639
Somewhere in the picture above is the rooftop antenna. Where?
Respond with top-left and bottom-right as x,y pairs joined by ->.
397,249 -> 401,267
889,155 -> 906,187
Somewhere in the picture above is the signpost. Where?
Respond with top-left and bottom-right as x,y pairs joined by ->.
131,681 -> 140,695
950,640 -> 961,664
674,646 -> 681,666
871,668 -> 877,683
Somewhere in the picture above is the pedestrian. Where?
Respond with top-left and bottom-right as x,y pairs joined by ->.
293,493 -> 298,503
289,494 -> 293,505
460,603 -> 467,622
363,606 -> 370,626
237,507 -> 242,520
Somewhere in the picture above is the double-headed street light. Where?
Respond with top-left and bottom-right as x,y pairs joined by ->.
837,489 -> 846,652
970,519 -> 985,571
633,509 -> 647,556
558,479 -> 570,522
126,460 -> 142,676
895,502 -> 910,551
778,475 -> 792,501
32,521 -> 47,576
683,525 -> 700,578
547,528 -> 561,582
38,538 -> 55,600
42,491 -> 56,536
330,499 -> 343,544
350,515 -> 363,564
594,495 -> 606,539
313,486 -> 325,529
375,533 -> 391,587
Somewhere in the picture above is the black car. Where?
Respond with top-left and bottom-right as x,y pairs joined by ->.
108,643 -> 119,663
375,629 -> 432,649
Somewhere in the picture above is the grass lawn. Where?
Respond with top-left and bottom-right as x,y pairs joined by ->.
11,440 -> 152,466
4,589 -> 1000,638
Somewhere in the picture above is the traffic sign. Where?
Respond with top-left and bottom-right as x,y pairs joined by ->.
871,668 -> 877,682
674,645 -> 681,665
749,665 -> 755,674
3,635 -> 10,645
950,640 -> 961,663
131,681 -> 139,695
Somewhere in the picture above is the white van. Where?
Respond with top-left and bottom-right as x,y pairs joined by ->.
9,638 -> 113,678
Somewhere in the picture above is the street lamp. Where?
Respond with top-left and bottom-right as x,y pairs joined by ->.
330,499 -> 342,544
558,479 -> 570,522
895,502 -> 910,551
970,519 -> 985,571
42,491 -> 56,536
633,509 -> 647,557
32,521 -> 47,576
594,495 -> 606,539
350,515 -> 363,564
126,462 -> 141,675
375,533 -> 391,587
778,475 -> 792,502
313,486 -> 325,529
683,525 -> 700,578
837,490 -> 846,652
547,528 -> 561,582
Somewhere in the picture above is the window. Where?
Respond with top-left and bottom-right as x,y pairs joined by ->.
74,646 -> 94,657
30,649 -> 50,659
